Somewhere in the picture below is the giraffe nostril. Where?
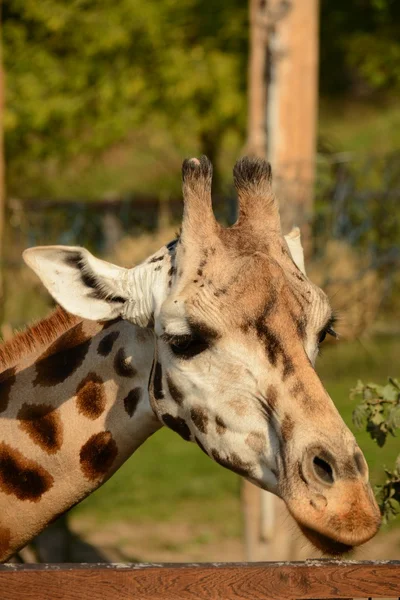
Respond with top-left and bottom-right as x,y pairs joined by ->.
312,456 -> 334,485
302,446 -> 337,489
354,450 -> 368,477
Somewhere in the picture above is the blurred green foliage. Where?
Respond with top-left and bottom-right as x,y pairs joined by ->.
3,0 -> 400,196
320,0 -> 400,96
3,0 -> 247,195
351,378 -> 400,523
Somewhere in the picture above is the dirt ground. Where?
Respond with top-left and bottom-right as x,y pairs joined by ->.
69,515 -> 400,563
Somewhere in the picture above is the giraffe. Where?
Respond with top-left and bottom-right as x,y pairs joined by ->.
0,156 -> 380,561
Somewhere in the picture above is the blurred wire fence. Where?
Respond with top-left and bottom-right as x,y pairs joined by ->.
3,151 -> 400,334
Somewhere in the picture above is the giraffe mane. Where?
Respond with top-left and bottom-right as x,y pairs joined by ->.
0,307 -> 82,370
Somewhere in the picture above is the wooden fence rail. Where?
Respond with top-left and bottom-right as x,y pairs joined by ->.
0,560 -> 398,600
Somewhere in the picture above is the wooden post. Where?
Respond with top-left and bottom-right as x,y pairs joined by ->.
242,0 -> 320,562
246,0 -> 268,158
268,0 -> 319,244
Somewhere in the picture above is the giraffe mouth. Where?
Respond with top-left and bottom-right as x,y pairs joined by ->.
297,523 -> 353,556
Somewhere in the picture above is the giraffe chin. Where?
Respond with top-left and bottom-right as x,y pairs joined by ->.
297,523 -> 353,556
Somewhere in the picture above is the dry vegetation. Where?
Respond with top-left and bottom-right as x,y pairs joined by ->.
308,240 -> 384,339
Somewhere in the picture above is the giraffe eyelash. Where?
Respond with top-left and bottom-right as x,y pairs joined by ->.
318,315 -> 339,344
161,332 -> 210,359
161,333 -> 192,345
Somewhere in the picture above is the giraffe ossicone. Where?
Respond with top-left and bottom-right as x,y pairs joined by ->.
0,156 -> 380,560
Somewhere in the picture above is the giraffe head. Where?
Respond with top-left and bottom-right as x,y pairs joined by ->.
24,156 -> 380,555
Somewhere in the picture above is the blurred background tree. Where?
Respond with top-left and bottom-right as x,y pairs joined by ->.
3,0 -> 247,196
320,0 -> 400,96
4,0 -> 400,199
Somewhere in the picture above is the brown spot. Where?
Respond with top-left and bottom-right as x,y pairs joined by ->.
18,403 -> 63,454
34,334 -> 91,387
162,414 -> 191,441
281,414 -> 295,442
228,399 -> 249,416
190,407 -> 208,434
214,287 -> 228,298
97,331 -> 120,357
166,374 -> 183,405
80,431 -> 118,481
291,381 -> 306,399
114,348 -> 137,378
211,449 -> 251,478
0,442 -> 54,501
0,367 -> 16,413
38,322 -> 90,360
149,255 -> 164,263
282,356 -> 295,379
153,362 -> 164,400
295,316 -> 307,340
76,373 -> 106,420
259,385 -> 278,422
123,387 -> 142,417
215,416 -> 226,435
0,526 -> 11,559
265,384 -> 278,409
246,432 -> 265,453
253,311 -> 294,379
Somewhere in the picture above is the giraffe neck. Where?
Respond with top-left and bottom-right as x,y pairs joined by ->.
0,313 -> 161,561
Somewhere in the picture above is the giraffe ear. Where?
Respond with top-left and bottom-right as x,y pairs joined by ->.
23,245 -> 155,326
284,227 -> 306,275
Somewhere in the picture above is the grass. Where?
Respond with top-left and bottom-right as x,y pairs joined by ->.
73,335 -> 400,533
319,98 -> 400,154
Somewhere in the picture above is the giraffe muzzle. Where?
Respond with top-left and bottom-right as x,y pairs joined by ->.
285,444 -> 381,555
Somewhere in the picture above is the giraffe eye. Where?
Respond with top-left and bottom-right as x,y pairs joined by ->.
318,324 -> 338,345
317,314 -> 338,345
162,333 -> 209,359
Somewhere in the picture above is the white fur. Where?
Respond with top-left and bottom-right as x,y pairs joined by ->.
284,227 -> 306,275
23,245 -> 167,326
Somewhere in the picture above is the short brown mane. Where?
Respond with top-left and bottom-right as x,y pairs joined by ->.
0,307 -> 82,370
